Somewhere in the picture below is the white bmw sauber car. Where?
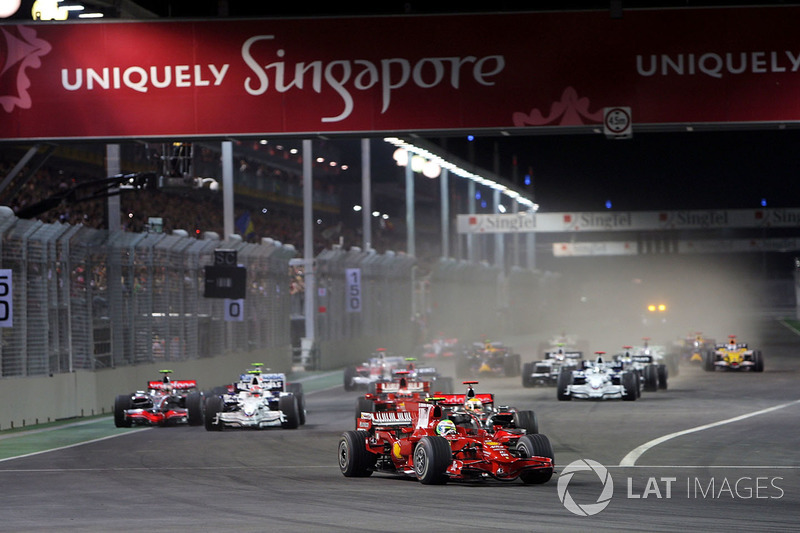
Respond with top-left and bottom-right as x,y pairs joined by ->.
204,365 -> 304,430
556,353 -> 639,401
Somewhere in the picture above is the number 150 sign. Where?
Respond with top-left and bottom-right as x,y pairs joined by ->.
345,268 -> 361,313
0,270 -> 11,327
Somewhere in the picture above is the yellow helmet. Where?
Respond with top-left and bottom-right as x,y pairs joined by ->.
465,398 -> 483,412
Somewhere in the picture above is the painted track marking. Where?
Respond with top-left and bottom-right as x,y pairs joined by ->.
619,399 -> 800,467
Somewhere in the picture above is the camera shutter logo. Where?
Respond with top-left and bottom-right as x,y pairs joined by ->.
557,459 -> 614,516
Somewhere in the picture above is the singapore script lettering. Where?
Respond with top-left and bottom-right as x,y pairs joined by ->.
58,34 -> 505,124
637,51 -> 800,78
241,35 -> 504,122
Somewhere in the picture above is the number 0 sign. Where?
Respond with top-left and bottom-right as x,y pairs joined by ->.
0,270 -> 11,327
345,268 -> 362,313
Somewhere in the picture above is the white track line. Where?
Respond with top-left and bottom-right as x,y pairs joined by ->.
619,399 -> 800,467
0,428 -> 150,463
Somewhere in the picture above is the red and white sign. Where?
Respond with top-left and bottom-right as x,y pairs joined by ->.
3,7 -> 800,140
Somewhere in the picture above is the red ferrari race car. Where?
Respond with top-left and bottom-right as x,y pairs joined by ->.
435,380 -> 539,436
114,370 -> 204,427
354,370 -> 438,422
339,397 -> 554,485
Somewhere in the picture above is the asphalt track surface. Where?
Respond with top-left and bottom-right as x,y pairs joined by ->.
0,315 -> 798,532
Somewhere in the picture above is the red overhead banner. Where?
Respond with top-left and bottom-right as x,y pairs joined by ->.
2,7 -> 800,141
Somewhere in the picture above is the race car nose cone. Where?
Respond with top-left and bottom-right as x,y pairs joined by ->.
588,376 -> 603,389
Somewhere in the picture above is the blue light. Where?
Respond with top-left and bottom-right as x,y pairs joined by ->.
467,135 -> 475,142
481,200 -> 487,209
475,191 -> 481,200
524,174 -> 531,186
605,200 -> 612,209
761,198 -> 767,207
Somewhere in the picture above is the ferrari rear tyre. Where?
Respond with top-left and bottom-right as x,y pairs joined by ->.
280,394 -> 300,429
186,391 -> 204,426
514,410 -> 539,435
204,395 -> 225,431
517,434 -> 554,484
413,436 -> 452,485
355,396 -> 374,422
556,370 -> 572,401
338,430 -> 374,477
114,394 -> 132,428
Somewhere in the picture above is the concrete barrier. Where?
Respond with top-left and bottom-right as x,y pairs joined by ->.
0,345 -> 291,430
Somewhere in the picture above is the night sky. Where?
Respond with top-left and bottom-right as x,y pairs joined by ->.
432,128 -> 800,213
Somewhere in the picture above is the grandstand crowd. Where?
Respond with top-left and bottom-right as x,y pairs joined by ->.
0,144 -> 414,259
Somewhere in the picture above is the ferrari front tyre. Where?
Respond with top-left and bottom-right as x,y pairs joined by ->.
622,372 -> 638,401
521,362 -> 534,388
204,395 -> 225,431
657,364 -> 668,390
517,434 -> 554,484
556,370 -> 572,401
343,366 -> 357,391
280,394 -> 300,429
338,430 -> 374,477
114,394 -> 132,428
413,436 -> 452,485
186,391 -> 204,426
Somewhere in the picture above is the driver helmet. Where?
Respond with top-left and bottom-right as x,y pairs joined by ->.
436,419 -> 457,437
465,398 -> 483,412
